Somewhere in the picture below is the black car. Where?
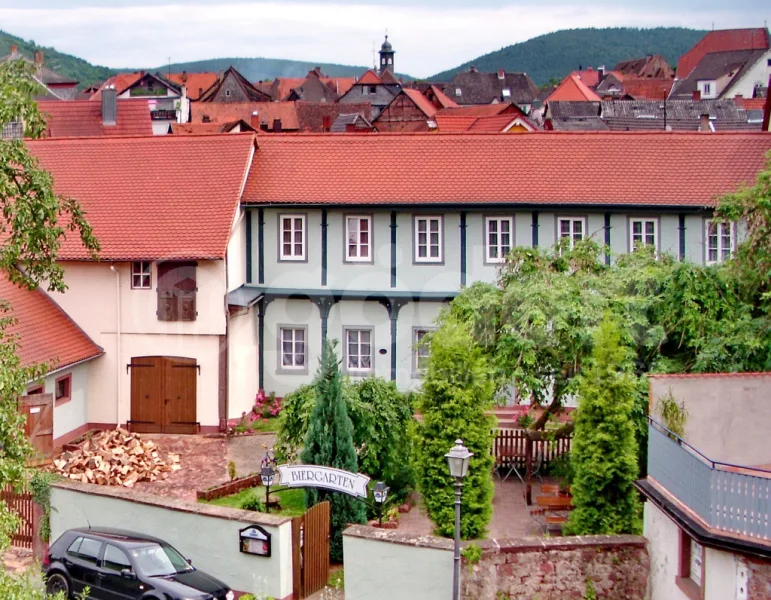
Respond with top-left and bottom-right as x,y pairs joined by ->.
44,527 -> 234,600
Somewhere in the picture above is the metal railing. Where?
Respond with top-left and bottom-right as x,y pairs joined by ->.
150,109 -> 177,120
648,418 -> 771,540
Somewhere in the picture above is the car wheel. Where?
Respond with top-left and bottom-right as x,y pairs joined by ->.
45,572 -> 70,598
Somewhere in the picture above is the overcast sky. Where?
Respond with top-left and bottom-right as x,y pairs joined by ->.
0,1 -> 768,77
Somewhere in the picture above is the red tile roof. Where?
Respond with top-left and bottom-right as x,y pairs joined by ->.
242,132 -> 771,207
26,134 -> 255,260
575,68 -> 601,88
166,72 -> 219,100
433,115 -> 478,132
740,97 -> 766,111
429,85 -> 459,109
434,114 -> 534,132
269,75 -> 357,100
356,70 -> 383,85
89,72 -> 143,100
0,270 -> 103,370
436,103 -> 516,117
191,102 -> 300,130
402,88 -> 437,118
677,28 -> 770,79
621,78 -> 674,101
546,74 -> 602,102
38,100 -> 152,137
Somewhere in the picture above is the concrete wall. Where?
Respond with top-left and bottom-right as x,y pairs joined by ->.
343,526 -> 453,600
228,309 -> 259,419
649,373 -> 771,466
645,500 -> 761,600
228,209 -> 248,293
51,481 -> 293,600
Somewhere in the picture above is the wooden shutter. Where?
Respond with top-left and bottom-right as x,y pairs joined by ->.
157,262 -> 197,322
157,263 -> 178,321
176,263 -> 197,322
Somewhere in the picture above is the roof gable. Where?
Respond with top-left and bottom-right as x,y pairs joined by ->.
670,49 -> 768,98
38,100 -> 153,137
677,28 -> 769,79
546,75 -> 602,102
0,270 -> 103,371
26,134 -> 256,261
401,88 -> 437,118
198,67 -> 272,103
427,85 -> 459,109
243,132 -> 771,208
356,70 -> 383,85
166,72 -> 219,100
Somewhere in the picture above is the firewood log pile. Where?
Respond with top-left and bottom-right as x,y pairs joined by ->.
53,429 -> 181,487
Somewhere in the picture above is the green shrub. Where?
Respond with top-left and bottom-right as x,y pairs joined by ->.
415,320 -> 495,539
241,497 -> 264,512
564,317 -> 641,536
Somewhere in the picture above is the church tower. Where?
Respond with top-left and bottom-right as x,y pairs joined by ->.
379,35 -> 395,75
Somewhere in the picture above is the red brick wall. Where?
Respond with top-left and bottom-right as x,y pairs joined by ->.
462,535 -> 649,600
748,556 -> 771,599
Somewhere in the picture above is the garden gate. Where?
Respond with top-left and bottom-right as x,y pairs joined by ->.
1,485 -> 33,548
20,393 -> 54,464
292,501 -> 330,599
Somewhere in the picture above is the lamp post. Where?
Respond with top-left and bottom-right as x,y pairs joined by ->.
372,481 -> 389,526
445,439 -> 473,600
261,466 -> 275,514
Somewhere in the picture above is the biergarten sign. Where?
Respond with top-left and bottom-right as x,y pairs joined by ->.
276,464 -> 370,498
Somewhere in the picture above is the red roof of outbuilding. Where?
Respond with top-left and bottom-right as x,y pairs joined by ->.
26,134 -> 256,261
242,132 -> 771,207
677,28 -> 770,79
167,72 -> 219,100
546,74 -> 602,102
622,78 -> 674,101
38,99 -> 152,137
0,271 -> 103,371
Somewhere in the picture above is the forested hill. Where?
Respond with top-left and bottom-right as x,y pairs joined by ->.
430,27 -> 707,85
0,29 -> 119,88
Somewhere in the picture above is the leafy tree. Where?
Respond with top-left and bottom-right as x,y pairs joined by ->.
564,317 -> 641,535
300,339 -> 366,562
415,320 -> 495,539
0,58 -> 98,594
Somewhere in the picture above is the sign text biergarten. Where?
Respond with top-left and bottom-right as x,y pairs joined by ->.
276,464 -> 370,498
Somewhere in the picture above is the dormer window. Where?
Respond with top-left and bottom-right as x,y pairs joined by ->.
455,88 -> 462,96
502,88 -> 511,97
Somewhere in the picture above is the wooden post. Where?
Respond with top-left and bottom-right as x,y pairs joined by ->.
525,438 -> 533,506
32,501 -> 47,562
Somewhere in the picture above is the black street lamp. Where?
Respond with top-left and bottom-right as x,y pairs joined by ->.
372,481 -> 389,526
446,439 -> 473,600
261,466 -> 275,513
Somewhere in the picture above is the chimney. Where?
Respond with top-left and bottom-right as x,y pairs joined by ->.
10,44 -> 18,55
699,113 -> 711,132
734,94 -> 745,108
102,85 -> 117,126
469,66 -> 477,73
692,90 -> 701,101
273,118 -> 282,133
598,67 -> 605,80
181,70 -> 188,83
259,122 -> 269,132
34,50 -> 43,66
346,123 -> 357,132
322,115 -> 332,131
497,69 -> 505,80
251,110 -> 260,129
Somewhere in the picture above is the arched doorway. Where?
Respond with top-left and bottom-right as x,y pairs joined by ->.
129,356 -> 198,434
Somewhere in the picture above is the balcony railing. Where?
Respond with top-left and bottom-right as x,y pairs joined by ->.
648,418 -> 771,541
150,109 -> 177,121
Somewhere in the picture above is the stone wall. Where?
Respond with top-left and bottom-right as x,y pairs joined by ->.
748,556 -> 771,600
462,535 -> 649,600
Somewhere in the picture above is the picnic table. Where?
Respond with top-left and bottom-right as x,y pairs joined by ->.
530,489 -> 573,533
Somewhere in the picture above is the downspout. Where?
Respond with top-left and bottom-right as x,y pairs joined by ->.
678,214 -> 686,261
321,209 -> 328,287
110,264 -> 121,427
390,211 -> 397,288
531,211 -> 539,248
459,212 -> 467,288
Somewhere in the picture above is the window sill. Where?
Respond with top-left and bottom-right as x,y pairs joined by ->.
410,372 -> 425,380
55,396 -> 72,407
344,370 -> 374,378
413,260 -> 444,266
276,368 -> 310,376
675,577 -> 702,600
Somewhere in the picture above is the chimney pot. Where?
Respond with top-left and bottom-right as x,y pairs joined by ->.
273,118 -> 282,133
497,69 -> 505,80
181,70 -> 187,83
251,111 -> 260,129
34,50 -> 43,66
469,66 -> 477,73
692,90 -> 701,101
699,113 -> 711,132
259,122 -> 269,132
735,94 -> 745,108
322,115 -> 332,131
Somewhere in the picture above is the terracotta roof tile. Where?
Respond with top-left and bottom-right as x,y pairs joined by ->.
38,100 -> 153,137
242,132 -> 771,207
434,114 -> 534,132
402,88 -> 437,118
191,102 -> 300,130
0,271 -> 103,370
433,115 -> 479,132
428,85 -> 459,109
356,70 -> 383,85
26,134 -> 255,260
166,72 -> 219,100
90,73 -> 143,100
546,74 -> 602,102
436,103 -> 516,117
677,28 -> 769,79
621,78 -> 674,101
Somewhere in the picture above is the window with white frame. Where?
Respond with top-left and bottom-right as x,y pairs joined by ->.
630,218 -> 657,251
677,529 -> 704,595
414,216 -> 443,263
345,216 -> 372,262
131,261 -> 151,289
558,217 -> 586,249
279,327 -> 306,370
485,216 -> 514,263
705,220 -> 734,264
280,214 -> 306,261
413,329 -> 432,374
345,328 -> 373,372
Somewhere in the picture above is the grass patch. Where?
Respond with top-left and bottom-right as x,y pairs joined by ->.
204,486 -> 306,517
233,417 -> 280,434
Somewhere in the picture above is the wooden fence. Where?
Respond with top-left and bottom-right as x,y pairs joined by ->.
1,485 -> 34,549
493,428 -> 571,467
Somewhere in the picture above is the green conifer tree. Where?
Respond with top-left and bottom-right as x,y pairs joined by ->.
415,320 -> 495,539
301,338 -> 366,561
563,316 -> 641,535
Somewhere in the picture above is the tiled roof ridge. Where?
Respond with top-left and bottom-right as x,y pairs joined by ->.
26,132 -> 257,144
247,130 -> 771,138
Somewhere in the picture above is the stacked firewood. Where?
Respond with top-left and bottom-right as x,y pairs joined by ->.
53,429 -> 181,487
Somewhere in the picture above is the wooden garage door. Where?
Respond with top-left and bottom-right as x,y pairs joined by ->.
130,356 -> 197,434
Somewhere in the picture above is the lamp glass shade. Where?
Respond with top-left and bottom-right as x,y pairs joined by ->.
260,466 -> 275,487
373,482 -> 389,504
445,439 -> 473,479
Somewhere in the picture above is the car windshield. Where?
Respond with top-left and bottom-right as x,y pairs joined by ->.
129,543 -> 192,577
